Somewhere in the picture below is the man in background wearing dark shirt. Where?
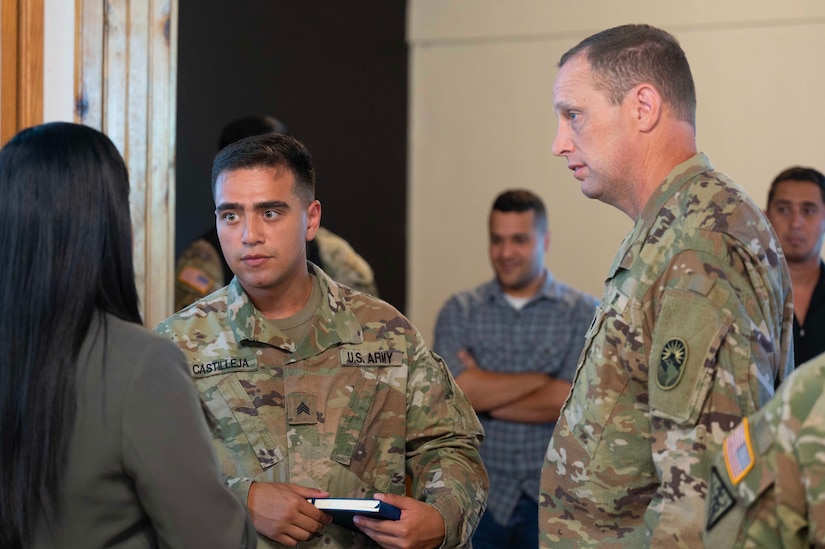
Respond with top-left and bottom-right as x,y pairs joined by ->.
766,166 -> 825,365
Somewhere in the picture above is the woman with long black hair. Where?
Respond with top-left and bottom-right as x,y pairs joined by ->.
0,122 -> 254,548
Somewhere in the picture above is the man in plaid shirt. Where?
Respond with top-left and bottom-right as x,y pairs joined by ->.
433,189 -> 597,549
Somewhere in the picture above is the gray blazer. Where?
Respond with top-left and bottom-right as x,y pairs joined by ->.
33,312 -> 255,548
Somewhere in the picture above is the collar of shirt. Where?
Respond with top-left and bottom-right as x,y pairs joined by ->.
485,269 -> 565,306
609,152 -> 714,278
226,262 -> 364,358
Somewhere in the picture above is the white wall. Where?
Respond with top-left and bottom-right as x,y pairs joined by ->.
407,0 -> 825,344
43,0 -> 75,122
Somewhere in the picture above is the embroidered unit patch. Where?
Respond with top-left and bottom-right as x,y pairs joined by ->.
656,337 -> 688,390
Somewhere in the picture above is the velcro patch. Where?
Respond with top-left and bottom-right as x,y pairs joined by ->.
339,349 -> 402,367
287,393 -> 317,425
178,265 -> 213,294
725,418 -> 754,484
190,357 -> 258,378
707,466 -> 736,529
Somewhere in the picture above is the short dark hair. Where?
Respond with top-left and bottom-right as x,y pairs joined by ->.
217,114 -> 289,151
491,189 -> 548,233
0,122 -> 141,547
211,132 -> 315,204
560,24 -> 697,128
767,166 -> 825,205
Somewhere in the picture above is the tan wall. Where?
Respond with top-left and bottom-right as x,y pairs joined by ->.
407,0 -> 825,343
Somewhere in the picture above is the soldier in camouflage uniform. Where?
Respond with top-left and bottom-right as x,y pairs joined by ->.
539,24 -> 794,547
705,352 -> 825,547
156,132 -> 487,548
174,115 -> 378,312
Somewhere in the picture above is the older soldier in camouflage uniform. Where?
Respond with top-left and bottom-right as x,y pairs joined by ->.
539,24 -> 794,547
705,352 -> 825,547
156,133 -> 487,548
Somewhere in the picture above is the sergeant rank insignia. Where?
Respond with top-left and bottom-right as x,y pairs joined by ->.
657,337 -> 687,390
287,393 -> 317,425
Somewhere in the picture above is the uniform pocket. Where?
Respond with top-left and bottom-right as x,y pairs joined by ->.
199,373 -> 285,476
564,303 -> 627,458
649,288 -> 733,425
331,347 -> 407,492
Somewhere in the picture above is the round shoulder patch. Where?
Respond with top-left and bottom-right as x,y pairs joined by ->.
656,337 -> 688,390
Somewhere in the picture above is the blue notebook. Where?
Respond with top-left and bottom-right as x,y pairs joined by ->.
308,498 -> 401,531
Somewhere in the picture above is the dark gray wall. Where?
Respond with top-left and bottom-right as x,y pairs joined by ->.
176,0 -> 408,311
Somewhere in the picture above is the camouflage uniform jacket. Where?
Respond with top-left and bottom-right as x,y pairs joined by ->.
539,153 -> 794,548
156,264 -> 488,548
705,352 -> 825,548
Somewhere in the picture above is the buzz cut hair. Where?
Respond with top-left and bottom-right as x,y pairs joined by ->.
211,132 -> 315,205
559,24 -> 697,128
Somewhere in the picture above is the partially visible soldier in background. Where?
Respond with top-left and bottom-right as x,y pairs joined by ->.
705,351 -> 825,547
175,114 -> 377,311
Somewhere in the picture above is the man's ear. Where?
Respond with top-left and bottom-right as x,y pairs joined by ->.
306,200 -> 321,241
632,83 -> 662,133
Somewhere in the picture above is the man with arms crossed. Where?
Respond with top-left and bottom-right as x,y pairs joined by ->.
765,166 -> 825,366
157,133 -> 488,548
539,24 -> 794,547
434,189 -> 597,549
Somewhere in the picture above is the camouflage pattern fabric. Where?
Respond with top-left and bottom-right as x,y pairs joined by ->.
315,227 -> 378,296
174,237 -> 224,312
539,153 -> 795,547
704,352 -> 825,548
174,227 -> 377,312
156,264 -> 488,548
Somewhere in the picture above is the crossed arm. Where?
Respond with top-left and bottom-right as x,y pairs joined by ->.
453,349 -> 571,424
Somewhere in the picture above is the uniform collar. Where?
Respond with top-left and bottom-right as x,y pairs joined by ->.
226,262 -> 364,358
608,153 -> 714,277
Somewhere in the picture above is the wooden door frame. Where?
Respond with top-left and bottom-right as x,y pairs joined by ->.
0,0 -> 43,145
3,0 -> 176,325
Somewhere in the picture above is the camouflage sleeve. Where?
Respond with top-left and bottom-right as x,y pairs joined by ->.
314,227 -> 379,296
404,330 -> 488,548
642,247 -> 788,545
705,355 -> 825,548
174,239 -> 225,311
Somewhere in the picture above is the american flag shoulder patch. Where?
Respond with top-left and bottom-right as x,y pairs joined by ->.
724,417 -> 754,484
178,265 -> 213,294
